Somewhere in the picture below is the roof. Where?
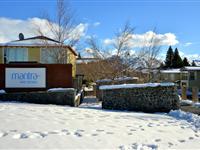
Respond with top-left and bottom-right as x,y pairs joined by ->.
160,69 -> 182,74
160,69 -> 188,74
0,35 -> 77,56
183,67 -> 200,71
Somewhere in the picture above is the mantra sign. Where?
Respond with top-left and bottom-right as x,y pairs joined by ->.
5,68 -> 46,88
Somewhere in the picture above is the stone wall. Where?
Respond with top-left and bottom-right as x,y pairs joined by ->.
96,77 -> 138,100
0,88 -> 81,106
100,84 -> 180,112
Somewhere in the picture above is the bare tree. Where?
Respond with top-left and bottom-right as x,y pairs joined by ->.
36,0 -> 79,64
137,29 -> 162,81
85,24 -> 162,82
85,22 -> 137,80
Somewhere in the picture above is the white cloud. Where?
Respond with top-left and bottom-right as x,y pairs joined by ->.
68,23 -> 89,41
104,38 -> 115,45
0,17 -> 88,43
176,51 -> 200,65
104,31 -> 179,48
93,22 -> 100,27
184,42 -> 192,47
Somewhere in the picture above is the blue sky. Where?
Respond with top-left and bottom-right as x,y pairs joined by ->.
0,0 -> 200,60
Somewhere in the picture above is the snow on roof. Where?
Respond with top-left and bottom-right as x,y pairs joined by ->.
184,67 -> 200,71
99,83 -> 175,90
160,69 -> 182,73
96,79 -> 112,83
0,36 -> 78,56
0,36 -> 60,47
96,77 -> 139,83
47,88 -> 75,92
114,77 -> 139,81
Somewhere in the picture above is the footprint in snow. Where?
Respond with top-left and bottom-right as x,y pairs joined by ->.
48,130 -> 60,134
29,132 -> 47,139
178,139 -> 186,143
96,129 -> 104,132
76,129 -> 85,132
9,129 -> 17,132
189,137 -> 194,140
168,142 -> 173,147
155,139 -> 161,142
140,128 -> 145,131
74,132 -> 82,137
106,132 -> 114,135
0,132 -> 8,138
127,133 -> 133,135
13,133 -> 29,139
195,134 -> 199,137
91,133 -> 98,136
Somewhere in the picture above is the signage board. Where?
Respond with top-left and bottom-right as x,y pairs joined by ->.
5,68 -> 46,88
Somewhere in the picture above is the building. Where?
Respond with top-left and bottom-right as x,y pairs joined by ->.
0,35 -> 77,77
182,67 -> 200,88
179,67 -> 200,101
160,69 -> 188,83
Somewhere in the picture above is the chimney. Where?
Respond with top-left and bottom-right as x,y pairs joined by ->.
19,33 -> 24,40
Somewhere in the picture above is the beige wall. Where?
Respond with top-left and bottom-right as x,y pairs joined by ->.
67,49 -> 76,77
28,48 -> 40,62
0,48 -> 3,64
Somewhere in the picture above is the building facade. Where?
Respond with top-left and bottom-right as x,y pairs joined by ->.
0,35 -> 77,77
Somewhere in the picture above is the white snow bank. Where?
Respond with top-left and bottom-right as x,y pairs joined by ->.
99,83 -> 175,90
47,88 -> 74,92
180,100 -> 200,108
0,90 -> 6,94
1,102 -> 200,149
194,103 -> 200,108
169,110 -> 200,129
180,100 -> 193,106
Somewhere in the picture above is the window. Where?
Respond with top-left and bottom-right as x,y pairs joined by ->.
5,48 -> 28,63
41,48 -> 56,64
181,73 -> 188,80
189,71 -> 195,80
41,48 -> 67,64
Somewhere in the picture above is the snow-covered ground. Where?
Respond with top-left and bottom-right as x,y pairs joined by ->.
0,98 -> 200,149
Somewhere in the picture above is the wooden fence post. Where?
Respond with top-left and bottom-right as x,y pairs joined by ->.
192,87 -> 199,102
181,85 -> 187,100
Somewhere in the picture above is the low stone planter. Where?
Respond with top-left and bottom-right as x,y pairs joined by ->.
0,88 -> 80,106
99,83 -> 180,112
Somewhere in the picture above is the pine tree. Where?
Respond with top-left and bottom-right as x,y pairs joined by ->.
192,60 -> 196,66
159,62 -> 165,69
78,52 -> 81,59
183,57 -> 190,66
172,48 -> 183,68
165,46 -> 174,68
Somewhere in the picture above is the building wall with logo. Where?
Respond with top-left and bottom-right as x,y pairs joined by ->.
0,46 -> 76,77
0,64 -> 73,93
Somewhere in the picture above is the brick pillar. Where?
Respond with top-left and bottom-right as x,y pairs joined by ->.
181,85 -> 187,100
192,87 -> 199,102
